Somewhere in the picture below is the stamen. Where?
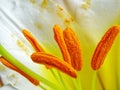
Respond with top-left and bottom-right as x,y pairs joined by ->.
22,29 -> 44,52
91,26 -> 120,70
53,25 -> 71,64
31,52 -> 77,78
22,29 -> 51,69
63,27 -> 82,71
0,57 -> 39,85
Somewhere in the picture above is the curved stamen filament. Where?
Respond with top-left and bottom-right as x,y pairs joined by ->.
0,57 -> 39,85
53,25 -> 71,64
31,52 -> 77,78
63,27 -> 82,71
91,26 -> 120,70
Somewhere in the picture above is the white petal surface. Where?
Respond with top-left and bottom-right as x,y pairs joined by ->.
53,0 -> 120,41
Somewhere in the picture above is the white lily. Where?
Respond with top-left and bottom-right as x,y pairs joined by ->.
0,0 -> 120,90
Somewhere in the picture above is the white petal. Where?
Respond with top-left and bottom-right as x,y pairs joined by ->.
75,0 -> 120,40
52,0 -> 120,41
0,13 -> 43,76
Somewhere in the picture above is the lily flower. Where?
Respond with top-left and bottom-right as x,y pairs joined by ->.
0,0 -> 120,90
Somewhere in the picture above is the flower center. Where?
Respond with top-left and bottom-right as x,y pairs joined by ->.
1,24 -> 120,88
22,24 -> 83,78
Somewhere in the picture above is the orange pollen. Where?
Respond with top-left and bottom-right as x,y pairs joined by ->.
53,25 -> 71,64
23,25 -> 82,77
0,57 -> 39,86
91,26 -> 120,70
31,52 -> 77,78
63,27 -> 82,71
22,29 -> 44,52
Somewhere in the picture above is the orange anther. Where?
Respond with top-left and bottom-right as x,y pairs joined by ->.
91,26 -> 120,70
53,25 -> 71,64
0,57 -> 39,85
31,52 -> 77,78
63,27 -> 82,71
22,29 -> 44,52
22,29 -> 52,69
